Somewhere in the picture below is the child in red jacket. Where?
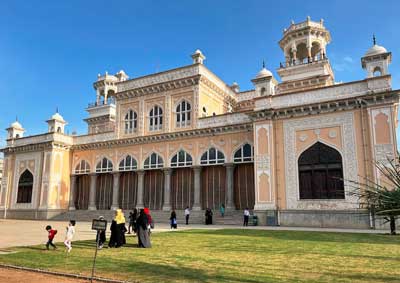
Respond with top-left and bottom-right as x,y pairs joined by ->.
45,225 -> 57,250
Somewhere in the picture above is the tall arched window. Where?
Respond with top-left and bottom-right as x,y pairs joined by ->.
124,110 -> 137,134
233,143 -> 253,163
171,150 -> 193,167
176,100 -> 191,128
17,170 -> 33,203
144,153 -> 164,169
200,147 -> 225,165
96,158 -> 113,173
298,142 -> 344,199
119,155 -> 138,171
75,160 -> 91,174
149,105 -> 163,131
373,67 -> 382,77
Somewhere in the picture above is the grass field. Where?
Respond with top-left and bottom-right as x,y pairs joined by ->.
0,229 -> 399,283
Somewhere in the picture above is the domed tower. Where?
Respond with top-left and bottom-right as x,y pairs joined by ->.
276,16 -> 334,94
6,118 -> 25,139
46,110 -> 67,134
252,62 -> 277,97
361,36 -> 392,78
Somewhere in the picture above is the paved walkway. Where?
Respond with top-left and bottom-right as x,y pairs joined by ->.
0,219 -> 390,249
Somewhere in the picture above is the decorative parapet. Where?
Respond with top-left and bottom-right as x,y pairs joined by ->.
73,131 -> 116,145
86,103 -> 116,119
5,133 -> 73,147
116,65 -> 199,93
255,76 -> 391,110
236,90 -> 256,102
197,112 -> 251,128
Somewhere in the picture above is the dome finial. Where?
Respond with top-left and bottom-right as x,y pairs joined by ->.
262,60 -> 265,69
56,106 -> 59,113
373,34 -> 376,45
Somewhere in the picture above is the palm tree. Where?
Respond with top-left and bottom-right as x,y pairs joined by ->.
347,158 -> 400,235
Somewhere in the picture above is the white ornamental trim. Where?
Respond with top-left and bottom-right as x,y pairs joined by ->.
283,112 -> 359,210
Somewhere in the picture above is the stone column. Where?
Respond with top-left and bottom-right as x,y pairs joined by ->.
162,168 -> 172,211
88,174 -> 97,210
136,170 -> 145,208
225,163 -> 235,210
111,172 -> 120,210
68,175 -> 77,210
192,166 -> 202,210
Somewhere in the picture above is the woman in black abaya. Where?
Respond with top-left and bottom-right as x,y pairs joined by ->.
136,209 -> 151,248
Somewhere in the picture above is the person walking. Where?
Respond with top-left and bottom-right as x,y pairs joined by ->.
136,209 -> 151,248
128,208 -> 137,234
243,207 -> 250,227
219,204 -> 225,217
45,225 -> 57,250
184,206 -> 190,225
64,220 -> 76,253
170,210 -> 177,229
109,209 -> 126,248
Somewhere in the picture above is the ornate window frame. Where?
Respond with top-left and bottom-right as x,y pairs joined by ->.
200,147 -> 225,165
118,155 -> 138,171
233,143 -> 254,163
144,152 -> 164,169
149,105 -> 163,131
171,150 -> 193,167
176,100 -> 191,128
96,157 -> 113,173
74,160 -> 91,174
124,109 -> 137,134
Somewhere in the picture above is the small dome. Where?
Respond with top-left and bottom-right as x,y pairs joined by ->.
364,44 -> 387,57
255,67 -> 273,79
51,112 -> 65,121
194,49 -> 202,54
10,121 -> 22,129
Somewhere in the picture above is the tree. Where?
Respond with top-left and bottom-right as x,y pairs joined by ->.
347,158 -> 400,235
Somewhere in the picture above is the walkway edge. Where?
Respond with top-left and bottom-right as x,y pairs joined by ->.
0,263 -> 138,283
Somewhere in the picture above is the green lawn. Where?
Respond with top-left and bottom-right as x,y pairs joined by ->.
0,229 -> 399,283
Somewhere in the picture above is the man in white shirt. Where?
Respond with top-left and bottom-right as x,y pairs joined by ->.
184,206 -> 190,225
243,208 -> 250,226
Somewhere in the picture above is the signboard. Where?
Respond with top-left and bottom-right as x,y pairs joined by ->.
92,219 -> 107,231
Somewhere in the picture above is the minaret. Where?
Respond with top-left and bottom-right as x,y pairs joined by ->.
6,117 -> 25,139
276,16 -> 334,94
361,35 -> 392,78
46,108 -> 67,134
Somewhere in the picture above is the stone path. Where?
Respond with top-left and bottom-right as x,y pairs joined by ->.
0,219 -> 390,249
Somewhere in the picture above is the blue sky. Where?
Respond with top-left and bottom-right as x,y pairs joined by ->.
0,0 -> 399,145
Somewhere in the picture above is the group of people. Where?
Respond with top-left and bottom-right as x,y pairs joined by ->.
106,208 -> 153,248
44,206 -> 254,251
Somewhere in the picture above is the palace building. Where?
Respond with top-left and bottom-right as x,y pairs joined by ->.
0,17 -> 398,228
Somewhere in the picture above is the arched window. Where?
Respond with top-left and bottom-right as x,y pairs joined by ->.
233,143 -> 253,163
119,155 -> 138,171
171,150 -> 193,167
96,157 -> 113,173
149,105 -> 163,131
75,160 -> 91,174
124,110 -> 137,134
176,100 -> 191,128
200,147 -> 225,165
260,88 -> 266,96
17,170 -> 33,203
298,142 -> 344,199
144,153 -> 164,169
373,67 -> 382,77
57,127 -> 62,133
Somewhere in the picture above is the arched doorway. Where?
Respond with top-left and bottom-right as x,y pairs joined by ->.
143,153 -> 164,210
119,155 -> 138,210
75,175 -> 90,210
298,142 -> 344,199
233,143 -> 255,209
95,158 -> 114,210
170,150 -> 194,209
17,170 -> 34,203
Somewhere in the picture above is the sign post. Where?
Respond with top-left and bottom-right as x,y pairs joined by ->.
90,219 -> 107,283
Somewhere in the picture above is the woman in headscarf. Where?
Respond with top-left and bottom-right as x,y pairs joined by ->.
136,209 -> 151,248
144,207 -> 153,231
205,208 -> 213,225
109,209 -> 126,248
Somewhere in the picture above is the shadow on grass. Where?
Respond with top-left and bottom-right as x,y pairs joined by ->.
180,229 -> 400,245
104,258 -> 273,283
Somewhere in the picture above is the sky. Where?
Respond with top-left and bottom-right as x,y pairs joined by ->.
0,0 -> 399,146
